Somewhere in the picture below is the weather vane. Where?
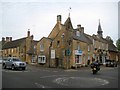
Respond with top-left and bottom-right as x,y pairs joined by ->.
68,7 -> 71,17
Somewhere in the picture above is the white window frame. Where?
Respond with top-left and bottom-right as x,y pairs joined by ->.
75,55 -> 82,64
38,55 -> 46,64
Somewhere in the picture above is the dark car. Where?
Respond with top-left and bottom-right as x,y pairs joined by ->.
105,59 -> 117,67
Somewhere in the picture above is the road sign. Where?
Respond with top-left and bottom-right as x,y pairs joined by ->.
65,49 -> 71,56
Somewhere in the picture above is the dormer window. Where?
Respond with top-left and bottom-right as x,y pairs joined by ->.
76,31 -> 80,37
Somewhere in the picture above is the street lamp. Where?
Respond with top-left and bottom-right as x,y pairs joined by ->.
49,41 -> 52,68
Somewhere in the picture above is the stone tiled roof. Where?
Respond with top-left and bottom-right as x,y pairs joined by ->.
73,30 -> 92,44
107,40 -> 117,52
2,37 -> 26,49
92,34 -> 107,43
64,17 -> 73,29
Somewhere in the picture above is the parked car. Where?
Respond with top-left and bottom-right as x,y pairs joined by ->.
2,57 -> 26,70
105,59 -> 117,67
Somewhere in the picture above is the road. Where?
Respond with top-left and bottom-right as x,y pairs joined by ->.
2,64 -> 119,88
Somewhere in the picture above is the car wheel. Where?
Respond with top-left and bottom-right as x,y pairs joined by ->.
11,65 -> 15,70
2,64 -> 6,69
22,67 -> 26,70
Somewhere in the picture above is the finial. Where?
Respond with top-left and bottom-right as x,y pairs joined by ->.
68,7 -> 71,17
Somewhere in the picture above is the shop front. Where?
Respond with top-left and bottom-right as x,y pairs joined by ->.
74,50 -> 83,67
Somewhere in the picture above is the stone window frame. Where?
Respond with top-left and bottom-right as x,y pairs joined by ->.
40,44 -> 44,51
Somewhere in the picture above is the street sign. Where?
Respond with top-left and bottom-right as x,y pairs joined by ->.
65,49 -> 71,56
75,50 -> 82,55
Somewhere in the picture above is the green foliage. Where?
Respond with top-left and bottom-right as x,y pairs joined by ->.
116,38 -> 120,51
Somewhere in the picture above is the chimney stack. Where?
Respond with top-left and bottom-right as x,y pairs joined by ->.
77,24 -> 81,30
27,29 -> 30,37
6,37 -> 9,42
2,37 -> 5,42
81,27 -> 84,33
31,35 -> 34,40
57,15 -> 62,30
10,37 -> 12,41
57,15 -> 61,23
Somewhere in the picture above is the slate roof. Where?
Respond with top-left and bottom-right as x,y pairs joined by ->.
26,40 -> 39,55
2,37 -> 26,49
72,29 -> 92,44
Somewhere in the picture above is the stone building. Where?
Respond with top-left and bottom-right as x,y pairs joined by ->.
37,37 -> 52,67
87,20 -> 119,64
1,14 -> 118,68
105,36 -> 119,62
36,15 -> 119,69
2,31 -> 37,63
37,15 -> 93,69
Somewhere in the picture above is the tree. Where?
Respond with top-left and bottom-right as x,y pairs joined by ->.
116,38 -> 120,51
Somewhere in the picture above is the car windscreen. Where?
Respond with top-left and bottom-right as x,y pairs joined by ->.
12,59 -> 21,61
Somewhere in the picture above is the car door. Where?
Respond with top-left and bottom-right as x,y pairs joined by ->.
6,59 -> 12,68
8,59 -> 13,67
5,59 -> 10,67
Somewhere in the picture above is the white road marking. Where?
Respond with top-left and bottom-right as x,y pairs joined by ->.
53,77 -> 109,87
64,69 -> 78,71
94,78 -> 109,85
2,69 -> 28,72
35,83 -> 45,88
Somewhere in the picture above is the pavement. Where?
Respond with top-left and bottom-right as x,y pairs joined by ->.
28,63 -> 118,71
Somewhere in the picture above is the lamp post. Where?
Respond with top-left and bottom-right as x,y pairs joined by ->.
61,33 -> 65,68
66,38 -> 72,69
49,41 -> 52,68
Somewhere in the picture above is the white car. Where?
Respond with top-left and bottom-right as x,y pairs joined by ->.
2,57 -> 26,70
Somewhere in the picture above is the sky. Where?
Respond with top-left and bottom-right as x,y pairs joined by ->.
0,0 -> 119,45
